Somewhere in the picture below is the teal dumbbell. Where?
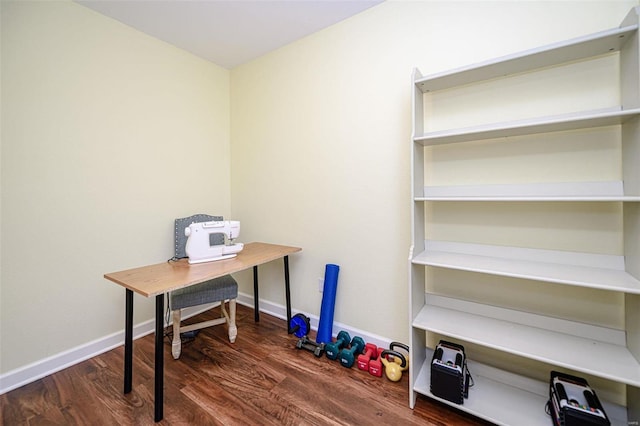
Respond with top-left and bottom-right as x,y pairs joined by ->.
339,336 -> 365,368
325,330 -> 351,360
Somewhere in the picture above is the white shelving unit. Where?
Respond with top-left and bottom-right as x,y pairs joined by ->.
410,7 -> 640,426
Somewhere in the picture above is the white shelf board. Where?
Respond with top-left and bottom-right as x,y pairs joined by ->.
416,181 -> 640,202
415,25 -> 637,93
414,107 -> 640,146
412,241 -> 640,294
412,300 -> 640,387
414,355 -> 549,426
413,351 -> 628,426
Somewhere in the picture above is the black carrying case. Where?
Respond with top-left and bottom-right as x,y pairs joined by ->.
430,340 -> 470,404
548,371 -> 610,426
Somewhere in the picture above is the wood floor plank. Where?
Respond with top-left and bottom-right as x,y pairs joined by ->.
180,378 -> 279,426
1,379 -> 55,425
1,304 -> 490,425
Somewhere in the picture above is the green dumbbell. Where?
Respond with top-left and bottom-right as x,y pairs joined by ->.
325,330 -> 351,360
339,336 -> 365,368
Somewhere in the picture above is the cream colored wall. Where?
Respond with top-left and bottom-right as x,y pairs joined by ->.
1,0 -> 636,386
230,0 -> 637,344
1,1 -> 230,373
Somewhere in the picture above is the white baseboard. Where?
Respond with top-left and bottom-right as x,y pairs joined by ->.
1,292 -> 395,395
0,302 -> 214,395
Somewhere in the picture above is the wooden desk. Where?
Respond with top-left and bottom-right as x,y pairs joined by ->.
104,242 -> 301,422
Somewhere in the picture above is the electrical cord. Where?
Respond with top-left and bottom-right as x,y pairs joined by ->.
164,256 -> 179,336
164,293 -> 171,333
163,259 -> 174,342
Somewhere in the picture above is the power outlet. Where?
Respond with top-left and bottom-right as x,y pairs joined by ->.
318,277 -> 324,292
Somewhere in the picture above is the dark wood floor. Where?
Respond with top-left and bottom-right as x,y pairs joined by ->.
1,304 -> 490,425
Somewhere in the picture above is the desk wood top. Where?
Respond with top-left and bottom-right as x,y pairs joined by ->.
104,242 -> 301,297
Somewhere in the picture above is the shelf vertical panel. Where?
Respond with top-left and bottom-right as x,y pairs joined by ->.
412,69 -> 424,138
410,68 -> 427,409
409,290 -> 426,409
628,294 -> 640,425
620,7 -> 640,200
411,68 -> 426,269
622,8 -> 640,198
623,14 -> 640,367
628,384 -> 640,426
626,202 -> 640,282
622,116 -> 640,196
621,9 -> 640,421
627,293 -> 640,365
621,7 -> 640,110
625,199 -> 640,374
412,69 -> 425,202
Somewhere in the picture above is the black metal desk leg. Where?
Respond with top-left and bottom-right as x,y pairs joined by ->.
154,294 -> 164,422
284,256 -> 292,327
253,265 -> 259,322
124,289 -> 133,394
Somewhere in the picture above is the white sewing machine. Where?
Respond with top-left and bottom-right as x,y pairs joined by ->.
184,220 -> 244,264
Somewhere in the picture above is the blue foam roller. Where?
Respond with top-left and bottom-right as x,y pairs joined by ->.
316,264 -> 339,344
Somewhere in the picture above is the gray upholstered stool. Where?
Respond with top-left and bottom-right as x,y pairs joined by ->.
169,214 -> 238,359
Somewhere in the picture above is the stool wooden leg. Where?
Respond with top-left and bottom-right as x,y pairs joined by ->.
228,299 -> 237,343
171,310 -> 182,359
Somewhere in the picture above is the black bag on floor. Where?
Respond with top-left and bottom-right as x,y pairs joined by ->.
430,340 -> 471,404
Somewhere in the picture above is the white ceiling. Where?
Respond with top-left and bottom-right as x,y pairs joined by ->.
76,0 -> 384,69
